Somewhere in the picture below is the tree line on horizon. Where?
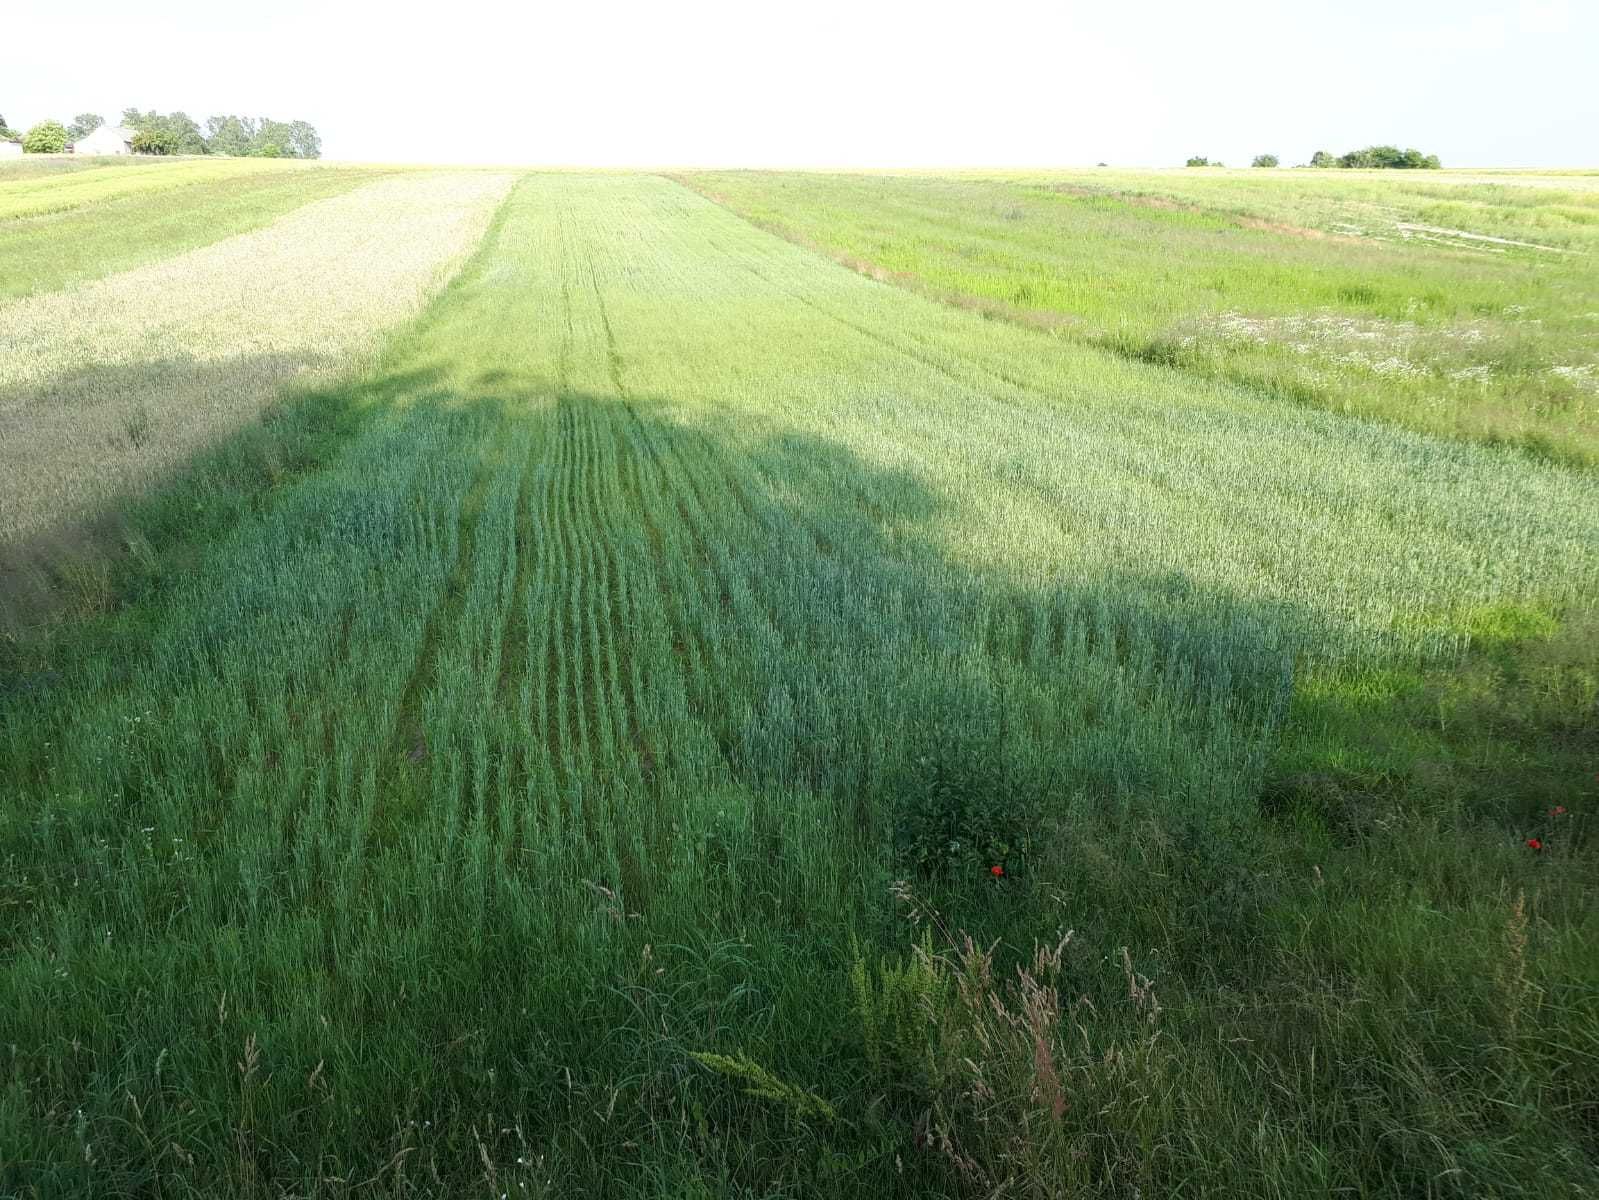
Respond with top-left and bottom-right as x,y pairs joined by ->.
1186,145 -> 1442,169
1,108 -> 320,158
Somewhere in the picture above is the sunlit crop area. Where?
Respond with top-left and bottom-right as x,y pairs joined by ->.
0,158 -> 337,222
0,171 -> 513,569
683,168 -> 1599,463
2,167 -> 1596,1198
0,160 -> 398,301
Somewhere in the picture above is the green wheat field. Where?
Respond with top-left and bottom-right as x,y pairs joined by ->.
2,161 -> 1597,1198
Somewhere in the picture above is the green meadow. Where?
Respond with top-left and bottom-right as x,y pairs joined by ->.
1,166 -> 1596,1197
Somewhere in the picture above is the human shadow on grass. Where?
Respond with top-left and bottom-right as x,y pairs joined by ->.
4,358 -> 1308,849
12,355 -> 1561,869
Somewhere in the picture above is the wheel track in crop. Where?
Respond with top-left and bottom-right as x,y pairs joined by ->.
554,398 -> 590,810
576,391 -> 632,792
573,226 -> 760,788
378,441 -> 485,766
376,418 -> 534,869
694,218 -> 1280,708
488,187 -> 1099,814
492,420 -> 545,853
701,223 -> 1049,414
522,202 -> 661,819
588,262 -> 663,794
617,398 -> 723,784
539,201 -> 589,812
576,249 -> 643,804
528,395 -> 570,804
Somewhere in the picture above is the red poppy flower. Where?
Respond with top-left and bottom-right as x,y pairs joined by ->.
990,864 -> 1004,877
1526,838 -> 1543,851
1551,806 -> 1568,816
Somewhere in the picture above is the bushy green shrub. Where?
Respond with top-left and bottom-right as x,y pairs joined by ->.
1185,155 -> 1219,167
123,108 -> 209,155
130,128 -> 178,155
1251,153 -> 1280,168
22,120 -> 67,154
889,720 -> 1042,880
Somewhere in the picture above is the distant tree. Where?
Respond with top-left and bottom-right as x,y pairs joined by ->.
254,119 -> 302,158
203,113 -> 321,159
118,107 -> 321,159
1309,150 -> 1336,167
67,113 -> 104,141
122,108 -> 208,154
131,128 -> 178,155
170,113 -> 207,154
1337,145 -> 1441,169
1251,153 -> 1279,168
22,120 -> 68,154
204,114 -> 255,156
285,121 -> 321,159
1185,155 -> 1213,167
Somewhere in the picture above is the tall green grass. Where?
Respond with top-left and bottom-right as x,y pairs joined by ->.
2,174 -> 1595,1196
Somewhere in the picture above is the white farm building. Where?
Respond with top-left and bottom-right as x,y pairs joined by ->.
0,141 -> 21,159
75,125 -> 137,155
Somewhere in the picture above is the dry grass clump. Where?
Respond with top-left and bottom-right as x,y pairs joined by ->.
852,888 -> 1169,1197
0,171 -> 514,550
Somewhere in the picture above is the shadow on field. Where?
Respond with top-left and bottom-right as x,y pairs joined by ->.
3,345 -> 1316,762
9,351 -> 1580,862
14,349 -> 1580,862
7,352 -> 1311,867
0,357 -> 443,642
7,358 -> 1597,1199
2,357 -> 1320,991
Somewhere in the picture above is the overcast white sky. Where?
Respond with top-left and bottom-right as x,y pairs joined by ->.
8,0 -> 1596,167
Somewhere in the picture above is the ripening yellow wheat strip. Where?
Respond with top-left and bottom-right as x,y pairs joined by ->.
0,171 -> 515,544
0,157 -> 297,221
